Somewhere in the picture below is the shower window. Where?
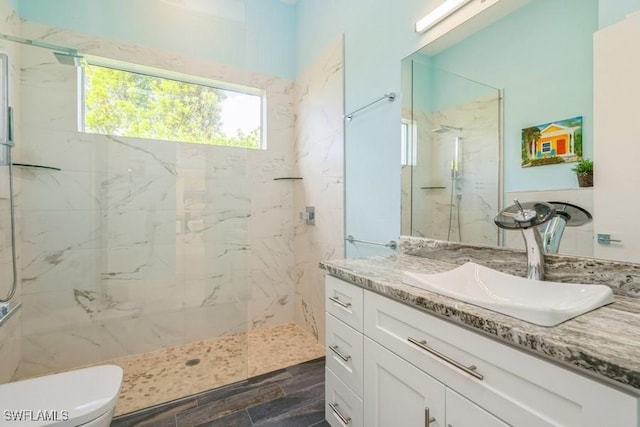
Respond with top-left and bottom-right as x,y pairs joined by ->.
401,119 -> 417,166
81,62 -> 265,149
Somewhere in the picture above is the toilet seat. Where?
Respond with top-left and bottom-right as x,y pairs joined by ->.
0,365 -> 123,427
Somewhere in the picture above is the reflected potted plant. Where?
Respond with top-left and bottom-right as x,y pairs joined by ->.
572,158 -> 593,187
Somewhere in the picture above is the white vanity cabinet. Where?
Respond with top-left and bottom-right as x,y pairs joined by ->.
325,275 -> 364,427
445,389 -> 510,427
325,275 -> 640,427
364,337 -> 446,427
364,337 -> 510,427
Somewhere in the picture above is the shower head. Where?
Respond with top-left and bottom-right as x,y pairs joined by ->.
53,51 -> 83,67
432,124 -> 462,133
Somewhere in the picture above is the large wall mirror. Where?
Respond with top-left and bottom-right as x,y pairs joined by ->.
401,0 -> 639,262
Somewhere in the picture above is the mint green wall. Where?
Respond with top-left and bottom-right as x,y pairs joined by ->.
15,0 -> 296,79
410,54 -> 499,115
599,0 -> 640,28
431,0 -> 597,192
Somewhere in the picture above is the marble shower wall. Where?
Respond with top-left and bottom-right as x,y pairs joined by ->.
411,93 -> 500,247
0,0 -> 22,383
293,38 -> 344,344
12,21 -> 296,379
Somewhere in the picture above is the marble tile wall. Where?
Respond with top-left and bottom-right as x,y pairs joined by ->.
505,188 -> 594,257
10,21 -> 298,379
292,38 -> 344,344
0,0 -> 22,383
411,93 -> 500,247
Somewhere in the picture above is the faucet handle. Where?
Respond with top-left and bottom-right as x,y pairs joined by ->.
494,200 -> 556,230
514,199 -> 525,212
512,199 -> 537,223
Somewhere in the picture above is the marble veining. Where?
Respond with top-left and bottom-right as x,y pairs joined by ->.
8,17 -> 304,379
292,36 -> 344,344
320,237 -> 640,392
2,11 -> 337,383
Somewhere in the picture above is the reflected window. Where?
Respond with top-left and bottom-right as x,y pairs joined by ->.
81,62 -> 265,149
401,119 -> 417,166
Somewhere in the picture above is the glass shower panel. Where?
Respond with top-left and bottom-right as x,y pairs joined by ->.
176,143 -> 250,380
6,37 -> 249,391
14,41 -> 105,377
0,38 -> 22,383
407,59 -> 500,246
95,73 -> 251,389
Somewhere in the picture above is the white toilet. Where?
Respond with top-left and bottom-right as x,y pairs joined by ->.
0,365 -> 123,427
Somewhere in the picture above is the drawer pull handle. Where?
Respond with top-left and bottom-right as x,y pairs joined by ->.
425,407 -> 436,425
329,402 -> 351,425
329,296 -> 352,309
408,337 -> 484,381
329,345 -> 351,362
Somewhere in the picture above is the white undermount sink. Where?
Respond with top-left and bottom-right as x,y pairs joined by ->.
402,262 -> 614,327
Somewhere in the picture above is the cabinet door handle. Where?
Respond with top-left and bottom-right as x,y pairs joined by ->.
425,407 -> 436,425
329,402 -> 351,425
329,296 -> 352,309
329,345 -> 352,362
408,337 -> 484,381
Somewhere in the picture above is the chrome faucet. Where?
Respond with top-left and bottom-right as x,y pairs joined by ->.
540,202 -> 592,253
494,200 -> 556,280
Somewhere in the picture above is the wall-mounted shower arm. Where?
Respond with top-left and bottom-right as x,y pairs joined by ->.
432,124 -> 462,133
0,33 -> 80,60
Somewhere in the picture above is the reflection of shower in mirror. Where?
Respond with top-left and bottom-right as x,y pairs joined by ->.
432,124 -> 463,241
431,124 -> 462,133
431,124 -> 462,182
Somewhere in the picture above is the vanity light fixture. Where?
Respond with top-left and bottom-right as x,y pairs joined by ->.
415,0 -> 472,33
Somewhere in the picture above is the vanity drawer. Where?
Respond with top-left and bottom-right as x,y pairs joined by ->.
363,290 -> 639,427
326,313 -> 364,397
326,367 -> 363,427
326,275 -> 363,331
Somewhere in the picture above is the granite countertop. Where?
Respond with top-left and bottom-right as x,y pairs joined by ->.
320,253 -> 640,394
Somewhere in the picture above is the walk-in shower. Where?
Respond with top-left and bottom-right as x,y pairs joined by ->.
0,25 -> 330,417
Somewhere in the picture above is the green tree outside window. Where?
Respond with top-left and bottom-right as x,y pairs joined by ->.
84,65 -> 261,149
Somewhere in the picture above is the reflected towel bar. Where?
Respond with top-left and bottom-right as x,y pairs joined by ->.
346,234 -> 398,251
345,92 -> 396,121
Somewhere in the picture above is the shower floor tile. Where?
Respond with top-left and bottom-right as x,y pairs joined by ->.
106,323 -> 325,416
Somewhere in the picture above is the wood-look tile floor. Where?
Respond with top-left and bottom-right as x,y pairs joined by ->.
111,357 -> 328,427
108,323 -> 325,416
